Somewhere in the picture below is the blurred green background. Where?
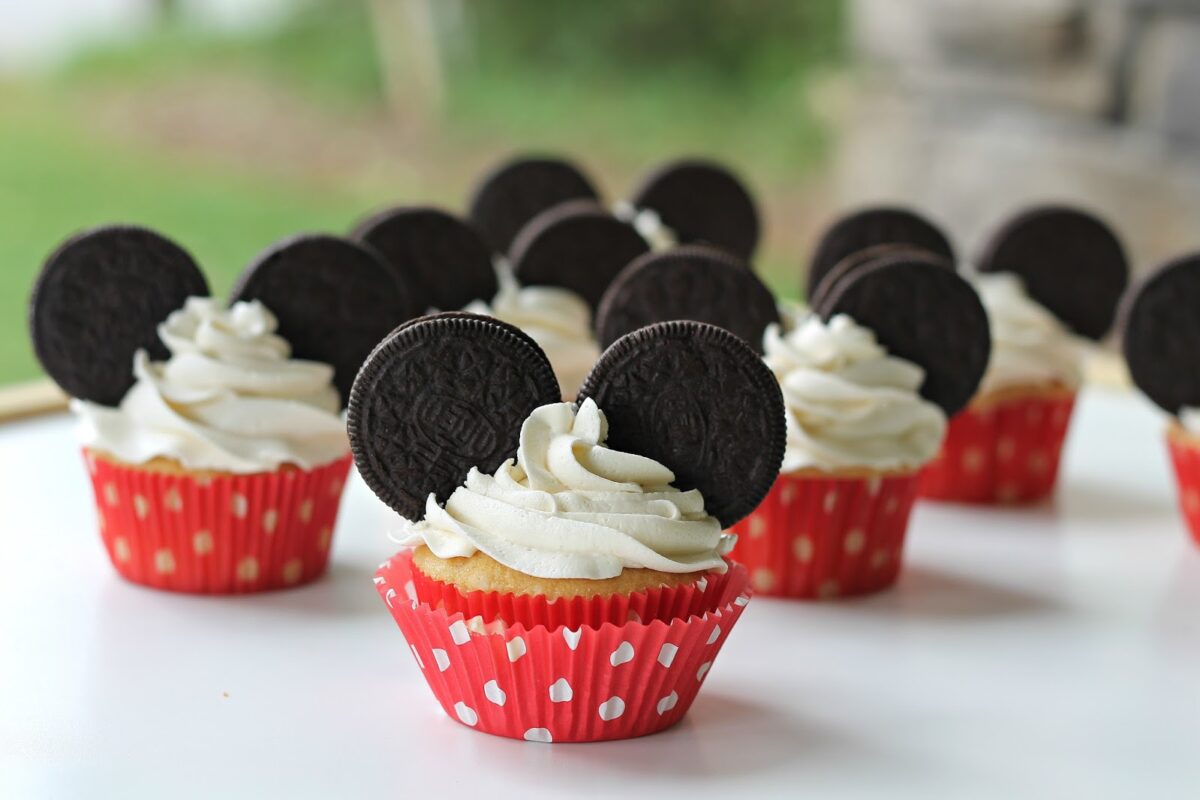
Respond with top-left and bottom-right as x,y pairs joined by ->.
0,0 -> 844,385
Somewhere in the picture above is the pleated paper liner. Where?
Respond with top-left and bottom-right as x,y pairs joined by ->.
408,559 -> 733,630
920,389 -> 1076,504
1166,426 -> 1200,548
375,550 -> 751,743
84,449 -> 352,594
729,470 -> 919,599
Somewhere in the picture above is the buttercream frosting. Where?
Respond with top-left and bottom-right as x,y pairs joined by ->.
464,270 -> 600,399
73,297 -> 348,473
398,399 -> 733,580
974,272 -> 1084,394
763,314 -> 947,473
613,201 -> 677,251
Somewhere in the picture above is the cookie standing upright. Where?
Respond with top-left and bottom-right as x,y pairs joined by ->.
1121,252 -> 1200,547
353,314 -> 782,743
624,159 -> 760,260
29,225 -> 414,594
731,251 -> 991,599
921,204 -> 1130,505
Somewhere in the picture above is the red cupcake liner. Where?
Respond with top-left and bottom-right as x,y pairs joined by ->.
1167,431 -> 1200,548
920,392 -> 1076,504
84,449 -> 352,594
375,550 -> 751,743
729,470 -> 919,599
408,560 -> 733,630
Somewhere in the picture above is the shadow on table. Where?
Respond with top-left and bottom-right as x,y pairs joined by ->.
236,560 -> 381,618
442,690 -> 876,780
852,564 -> 1059,622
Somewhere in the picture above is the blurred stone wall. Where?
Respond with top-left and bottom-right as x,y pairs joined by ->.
835,0 -> 1200,273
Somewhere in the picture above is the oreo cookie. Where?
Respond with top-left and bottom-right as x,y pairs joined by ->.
628,159 -> 760,260
230,234 -> 419,407
509,200 -> 650,311
594,245 -> 779,353
817,251 -> 990,416
346,313 -> 561,522
807,207 -> 955,299
976,205 -> 1129,340
1121,253 -> 1200,415
351,206 -> 497,312
809,243 -> 951,312
467,156 -> 600,255
29,225 -> 209,406
578,320 -> 785,528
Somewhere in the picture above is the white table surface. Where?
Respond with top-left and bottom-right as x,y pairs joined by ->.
2,387 -> 1198,799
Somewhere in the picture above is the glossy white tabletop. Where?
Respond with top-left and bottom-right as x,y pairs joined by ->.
1,388 -> 1198,799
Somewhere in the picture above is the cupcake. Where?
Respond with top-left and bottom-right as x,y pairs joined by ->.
921,206 -> 1129,503
355,192 -> 649,400
735,251 -> 991,598
349,313 -> 784,742
29,226 -> 414,593
1121,252 -> 1200,546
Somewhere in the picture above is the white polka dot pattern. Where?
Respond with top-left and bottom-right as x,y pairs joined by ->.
373,550 -> 752,743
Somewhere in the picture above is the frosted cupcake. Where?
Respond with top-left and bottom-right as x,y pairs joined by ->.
732,251 -> 990,598
921,206 -> 1129,503
350,314 -> 783,742
1121,252 -> 1200,547
29,226 -> 413,593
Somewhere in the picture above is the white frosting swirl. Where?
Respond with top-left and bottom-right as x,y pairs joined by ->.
612,201 -> 677,251
975,272 -> 1084,394
764,314 -> 947,473
1179,408 -> 1200,435
464,271 -> 600,399
73,297 -> 349,473
399,399 -> 733,580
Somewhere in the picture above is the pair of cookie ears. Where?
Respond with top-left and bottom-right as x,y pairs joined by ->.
806,204 -> 1131,342
347,313 -> 786,530
1121,252 -> 1200,418
29,226 -> 416,407
464,155 -> 761,261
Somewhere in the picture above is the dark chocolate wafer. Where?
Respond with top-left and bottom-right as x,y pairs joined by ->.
595,245 -> 779,353
510,200 -> 650,311
347,313 -> 561,521
29,225 -> 209,406
1120,253 -> 1200,415
230,234 -> 419,407
578,320 -> 785,528
807,207 -> 955,299
351,206 -> 497,312
468,156 -> 600,255
817,251 -> 990,416
976,205 -> 1128,340
628,159 -> 760,260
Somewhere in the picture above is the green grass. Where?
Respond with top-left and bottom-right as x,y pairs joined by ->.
0,87 -> 376,384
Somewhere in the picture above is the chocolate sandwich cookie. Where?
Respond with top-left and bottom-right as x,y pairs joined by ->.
468,156 -> 600,255
29,225 -> 210,406
809,243 -> 951,312
351,206 -> 497,313
1121,253 -> 1200,415
578,320 -> 785,528
817,251 -> 990,416
807,207 -> 955,299
628,159 -> 760,260
976,205 -> 1129,340
509,200 -> 650,311
594,245 -> 779,353
347,313 -> 562,522
230,234 -> 419,407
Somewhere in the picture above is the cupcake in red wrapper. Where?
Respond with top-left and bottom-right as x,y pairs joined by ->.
920,207 -> 1129,504
1122,251 -> 1200,548
30,226 -> 415,592
920,384 -> 1077,504
347,315 -> 786,742
736,251 -> 991,599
